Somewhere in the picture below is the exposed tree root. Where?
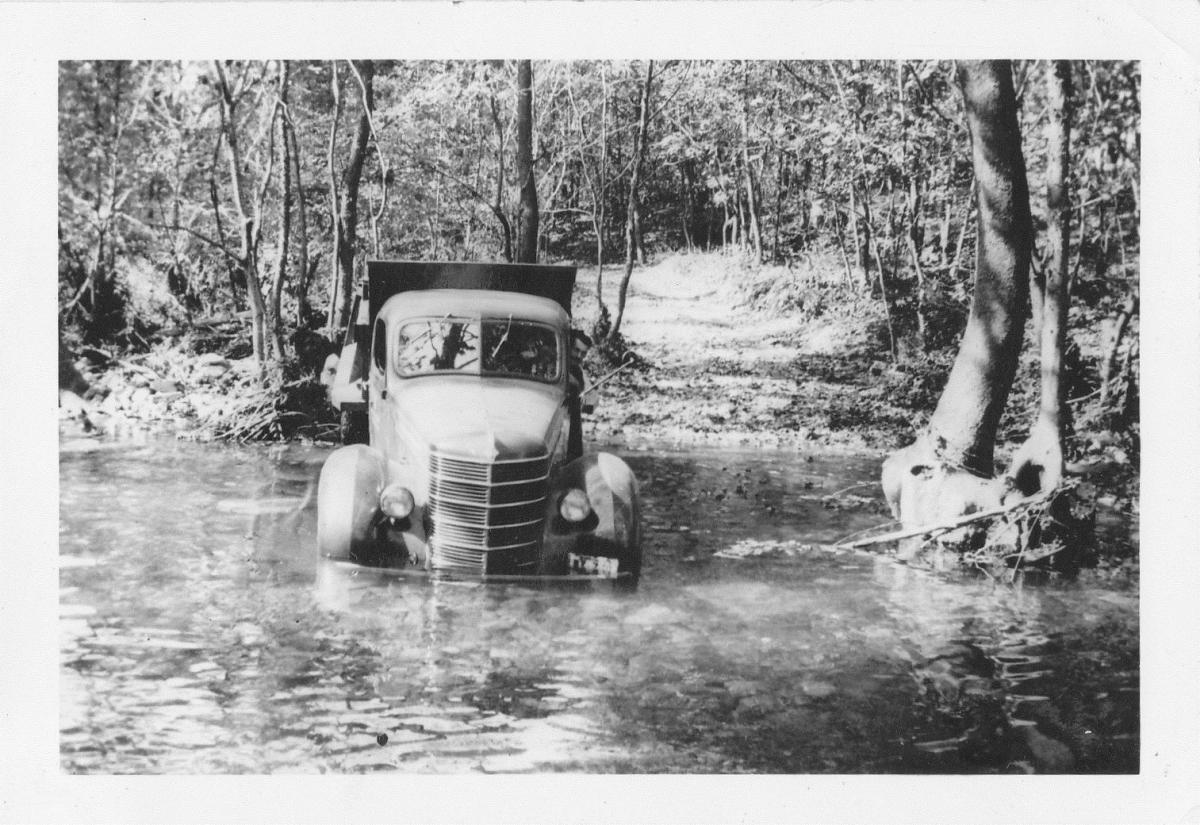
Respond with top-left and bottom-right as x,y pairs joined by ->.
839,487 -> 1058,549
843,480 -> 1093,576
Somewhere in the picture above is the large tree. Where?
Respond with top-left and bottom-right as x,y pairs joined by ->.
515,60 -> 539,263
270,60 -> 293,352
212,60 -> 280,366
1009,60 -> 1074,495
882,60 -> 1033,526
608,60 -> 654,343
327,60 -> 374,332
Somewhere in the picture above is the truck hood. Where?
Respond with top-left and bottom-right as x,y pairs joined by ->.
392,378 -> 564,461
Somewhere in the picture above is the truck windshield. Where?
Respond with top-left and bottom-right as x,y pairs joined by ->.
395,316 -> 559,381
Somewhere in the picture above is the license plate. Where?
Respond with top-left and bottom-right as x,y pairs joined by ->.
567,553 -> 620,578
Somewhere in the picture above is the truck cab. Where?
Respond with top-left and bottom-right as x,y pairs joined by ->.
317,261 -> 641,582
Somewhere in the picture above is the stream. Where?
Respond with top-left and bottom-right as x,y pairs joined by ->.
59,437 -> 1138,773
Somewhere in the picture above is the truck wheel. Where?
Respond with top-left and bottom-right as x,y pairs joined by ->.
595,453 -> 643,587
317,444 -> 385,562
340,410 -> 368,445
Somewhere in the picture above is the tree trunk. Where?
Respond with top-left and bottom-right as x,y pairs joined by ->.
859,186 -> 875,280
1010,60 -> 1074,494
847,183 -> 864,284
488,93 -> 514,263
772,148 -> 785,261
271,60 -> 292,359
906,177 -> 927,348
286,95 -> 310,328
940,198 -> 952,266
608,60 -> 654,342
633,204 -> 646,265
681,160 -> 696,252
733,205 -> 742,250
250,73 -> 284,361
926,61 -> 1032,472
1099,292 -> 1137,408
335,59 -> 374,331
347,60 -> 390,260
592,65 -> 610,328
325,61 -> 343,333
744,164 -> 762,261
430,119 -> 442,258
896,64 -> 926,347
740,71 -> 762,262
830,202 -> 854,285
882,60 -> 1033,529
515,60 -> 539,263
213,61 -> 268,368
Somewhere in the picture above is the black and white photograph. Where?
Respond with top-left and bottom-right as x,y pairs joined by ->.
3,1 -> 1199,822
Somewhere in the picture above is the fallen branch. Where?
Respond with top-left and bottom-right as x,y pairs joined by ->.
114,358 -> 161,380
826,481 -> 880,498
837,488 -> 1057,549
582,353 -> 637,397
1067,387 -> 1102,405
834,520 -> 901,548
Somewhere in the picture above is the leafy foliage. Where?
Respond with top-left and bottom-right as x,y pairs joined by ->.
59,60 -> 1139,443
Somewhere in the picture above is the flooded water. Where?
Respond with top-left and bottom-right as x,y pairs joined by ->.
59,438 -> 1138,774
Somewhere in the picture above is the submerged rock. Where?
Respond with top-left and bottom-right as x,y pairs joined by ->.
800,679 -> 837,698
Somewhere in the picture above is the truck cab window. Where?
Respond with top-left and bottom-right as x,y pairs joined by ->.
395,318 -> 479,375
372,319 -> 387,371
481,319 -> 560,380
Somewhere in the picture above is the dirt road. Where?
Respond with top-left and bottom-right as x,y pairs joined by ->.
574,255 -> 910,451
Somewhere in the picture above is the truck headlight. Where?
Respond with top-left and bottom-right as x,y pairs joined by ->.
380,484 -> 415,519
559,488 -> 592,523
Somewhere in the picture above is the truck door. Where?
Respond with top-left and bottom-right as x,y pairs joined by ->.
368,317 -> 395,454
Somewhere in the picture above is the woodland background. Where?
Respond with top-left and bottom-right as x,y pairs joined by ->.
57,60 -> 1139,455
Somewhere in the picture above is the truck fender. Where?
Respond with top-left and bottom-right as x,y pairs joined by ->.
543,452 -> 642,580
317,444 -> 386,562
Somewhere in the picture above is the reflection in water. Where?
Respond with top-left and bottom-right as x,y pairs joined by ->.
59,439 -> 1138,773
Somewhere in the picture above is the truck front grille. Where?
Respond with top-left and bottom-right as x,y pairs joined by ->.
426,450 -> 549,574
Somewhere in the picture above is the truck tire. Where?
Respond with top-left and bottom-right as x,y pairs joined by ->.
317,444 -> 385,562
594,452 -> 643,586
340,410 -> 368,445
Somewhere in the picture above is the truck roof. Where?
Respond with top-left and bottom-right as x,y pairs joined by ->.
366,261 -> 577,325
376,288 -> 570,328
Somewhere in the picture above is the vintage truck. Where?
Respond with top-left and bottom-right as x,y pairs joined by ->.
317,261 -> 642,582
